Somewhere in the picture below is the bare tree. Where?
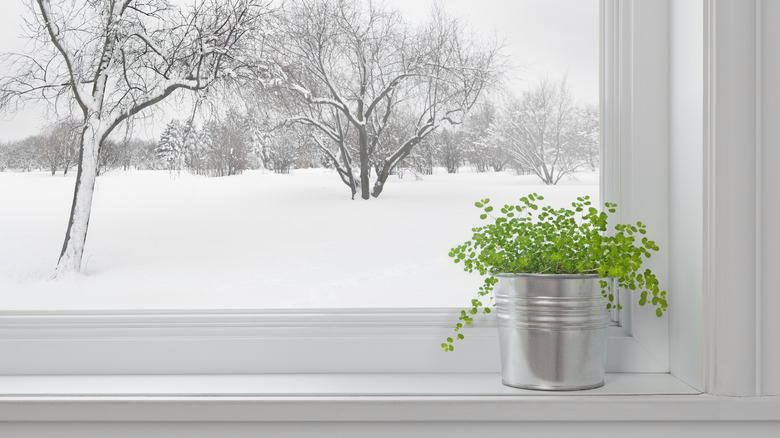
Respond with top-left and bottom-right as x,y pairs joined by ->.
34,133 -> 57,175
460,101 -> 496,172
59,121 -> 81,175
202,111 -> 254,177
487,77 -> 596,185
4,136 -> 40,172
114,137 -> 148,171
433,129 -> 464,174
0,0 -> 269,276
34,119 -> 80,175
275,0 -> 502,199
402,134 -> 434,176
258,125 -> 309,174
569,103 -> 599,171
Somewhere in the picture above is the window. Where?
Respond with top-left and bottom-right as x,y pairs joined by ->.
0,0 -> 678,378
0,0 -> 777,412
0,0 -> 599,311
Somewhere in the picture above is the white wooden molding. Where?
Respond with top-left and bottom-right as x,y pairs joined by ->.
759,0 -> 780,397
702,0 -> 767,397
0,310 -> 653,374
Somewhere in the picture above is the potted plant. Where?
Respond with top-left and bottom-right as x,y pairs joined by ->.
444,193 -> 667,390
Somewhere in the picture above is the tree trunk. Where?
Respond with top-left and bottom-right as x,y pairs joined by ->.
370,156 -> 397,198
371,136 -> 421,198
341,146 -> 358,200
358,127 -> 370,200
54,128 -> 100,277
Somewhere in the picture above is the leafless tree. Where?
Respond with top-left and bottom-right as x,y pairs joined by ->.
202,111 -> 254,177
460,101 -> 497,172
401,135 -> 434,176
2,135 -> 40,172
569,103 -> 599,171
36,128 -> 59,176
0,0 -> 270,276
257,124 -> 310,174
433,129 -> 465,174
97,138 -> 125,175
487,77 -> 597,185
274,0 -> 502,199
0,142 -> 8,171
114,137 -> 149,171
35,119 -> 80,175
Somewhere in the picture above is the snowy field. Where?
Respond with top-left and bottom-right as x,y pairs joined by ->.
0,168 -> 597,310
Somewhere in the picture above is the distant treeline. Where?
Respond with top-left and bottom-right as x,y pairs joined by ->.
2,78 -> 599,183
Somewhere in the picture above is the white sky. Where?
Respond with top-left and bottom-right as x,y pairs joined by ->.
0,0 -> 598,141
386,0 -> 599,101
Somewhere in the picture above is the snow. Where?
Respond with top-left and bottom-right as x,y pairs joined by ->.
0,168 -> 597,310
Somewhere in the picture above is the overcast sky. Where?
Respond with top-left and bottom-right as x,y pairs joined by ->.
0,0 -> 598,142
385,0 -> 599,101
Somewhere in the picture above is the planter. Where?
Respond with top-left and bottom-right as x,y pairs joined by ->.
494,273 -> 610,391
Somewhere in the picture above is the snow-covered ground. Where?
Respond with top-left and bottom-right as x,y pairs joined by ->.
0,168 -> 597,310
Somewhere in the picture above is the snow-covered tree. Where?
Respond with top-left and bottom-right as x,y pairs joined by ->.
0,142 -> 9,171
130,139 -> 160,170
276,0 -> 502,199
111,137 -> 149,171
487,77 -> 596,185
7,136 -> 40,172
97,138 -> 124,175
461,101 -> 512,172
433,129 -> 465,174
0,0 -> 270,276
156,120 -> 187,175
402,135 -> 434,176
259,126 -> 309,174
202,113 -> 253,177
180,120 -> 206,175
35,130 -> 60,175
35,119 -> 80,175
569,103 -> 600,171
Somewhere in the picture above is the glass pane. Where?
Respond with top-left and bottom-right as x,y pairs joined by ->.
0,0 -> 599,310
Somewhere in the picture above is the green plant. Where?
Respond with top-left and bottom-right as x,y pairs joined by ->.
442,193 -> 667,351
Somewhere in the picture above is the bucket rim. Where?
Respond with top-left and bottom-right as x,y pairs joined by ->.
493,273 -> 604,279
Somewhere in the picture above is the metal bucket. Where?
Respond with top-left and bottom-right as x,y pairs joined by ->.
494,274 -> 610,391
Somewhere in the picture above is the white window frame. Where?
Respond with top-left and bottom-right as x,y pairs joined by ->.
0,0 -> 777,400
0,0 -> 666,377
0,0 -> 664,377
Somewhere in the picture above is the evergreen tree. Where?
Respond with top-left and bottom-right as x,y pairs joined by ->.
155,120 -> 186,175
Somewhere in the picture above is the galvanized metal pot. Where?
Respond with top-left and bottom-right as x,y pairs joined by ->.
494,273 -> 610,391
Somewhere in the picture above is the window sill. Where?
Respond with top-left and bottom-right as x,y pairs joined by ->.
2,373 -> 777,423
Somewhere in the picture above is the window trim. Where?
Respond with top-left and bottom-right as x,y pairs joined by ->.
0,0 -> 776,407
601,0 -> 672,373
0,308 -> 665,374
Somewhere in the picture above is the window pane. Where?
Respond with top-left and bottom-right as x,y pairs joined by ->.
0,0 -> 599,310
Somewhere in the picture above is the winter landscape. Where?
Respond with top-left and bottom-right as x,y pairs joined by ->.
0,0 -> 598,310
0,169 -> 597,310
